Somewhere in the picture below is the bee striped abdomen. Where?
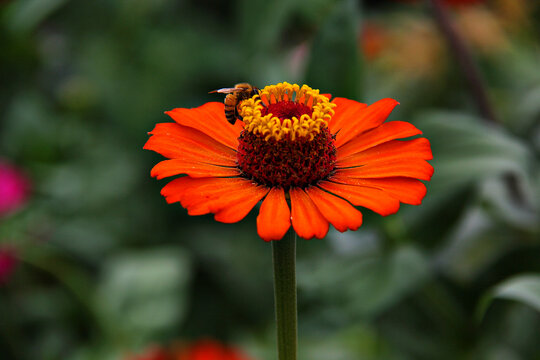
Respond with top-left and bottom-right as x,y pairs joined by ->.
210,83 -> 259,125
224,94 -> 239,124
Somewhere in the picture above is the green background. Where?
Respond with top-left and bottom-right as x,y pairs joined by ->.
1,0 -> 539,359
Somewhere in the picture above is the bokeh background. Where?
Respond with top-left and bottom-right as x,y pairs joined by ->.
1,0 -> 539,359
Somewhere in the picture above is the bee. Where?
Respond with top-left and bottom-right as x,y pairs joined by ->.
209,83 -> 259,124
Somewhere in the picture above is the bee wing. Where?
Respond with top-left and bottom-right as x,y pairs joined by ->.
209,87 -> 240,94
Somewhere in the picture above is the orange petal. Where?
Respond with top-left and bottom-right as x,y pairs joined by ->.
337,138 -> 433,168
318,180 -> 400,216
181,178 -> 258,215
257,187 -> 291,241
328,97 -> 368,135
331,175 -> 427,205
305,187 -> 363,232
213,185 -> 269,223
289,187 -> 329,239
165,102 -> 242,149
150,159 -> 240,179
160,177 -> 247,205
162,177 -> 265,220
144,123 -> 237,165
337,159 -> 434,181
337,121 -> 423,158
334,98 -> 399,148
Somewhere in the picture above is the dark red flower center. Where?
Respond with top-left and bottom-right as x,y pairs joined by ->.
260,101 -> 313,122
237,102 -> 336,188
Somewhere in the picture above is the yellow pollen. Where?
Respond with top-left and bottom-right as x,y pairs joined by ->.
238,82 -> 336,141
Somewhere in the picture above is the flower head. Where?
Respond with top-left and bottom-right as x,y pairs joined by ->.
144,82 -> 433,241
125,340 -> 252,360
361,23 -> 388,61
0,160 -> 30,217
176,340 -> 252,360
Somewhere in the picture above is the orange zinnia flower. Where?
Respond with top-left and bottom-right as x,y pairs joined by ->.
144,83 -> 433,241
176,340 -> 252,360
125,340 -> 252,360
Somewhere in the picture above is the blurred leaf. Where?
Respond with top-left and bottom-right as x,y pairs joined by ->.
3,0 -> 68,34
434,206 -> 521,283
299,246 -> 430,321
76,30 -> 239,134
1,92 -> 61,160
479,274 -> 540,321
403,183 -> 476,247
494,305 -> 540,359
236,0 -> 302,85
295,0 -> 340,25
238,0 -> 297,54
16,287 -> 73,322
97,247 -> 191,342
114,0 -> 172,22
481,347 -> 522,360
69,343 -> 124,360
479,177 -> 539,230
304,0 -> 361,99
38,144 -> 140,212
416,111 -> 532,192
513,83 -> 540,134
300,325 -> 405,360
50,218 -> 117,261
343,246 -> 430,316
70,346 -> 122,360
377,317 -> 458,360
327,227 -> 381,257
20,246 -> 98,320
404,111 -> 538,248
243,324 -> 406,360
181,225 -> 274,336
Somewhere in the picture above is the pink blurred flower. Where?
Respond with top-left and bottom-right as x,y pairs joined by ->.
0,248 -> 18,285
0,160 -> 30,217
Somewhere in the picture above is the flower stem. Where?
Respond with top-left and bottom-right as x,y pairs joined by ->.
428,0 -> 498,124
428,0 -> 528,206
272,231 -> 297,360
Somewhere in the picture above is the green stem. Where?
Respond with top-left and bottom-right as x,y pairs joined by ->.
272,231 -> 297,360
19,247 -> 121,346
428,0 -> 498,124
428,0 -> 527,206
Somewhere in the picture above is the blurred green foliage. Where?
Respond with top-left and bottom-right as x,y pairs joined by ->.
0,0 -> 539,359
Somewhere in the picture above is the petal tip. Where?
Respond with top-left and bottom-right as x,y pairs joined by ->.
426,165 -> 435,181
379,97 -> 399,103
